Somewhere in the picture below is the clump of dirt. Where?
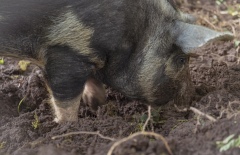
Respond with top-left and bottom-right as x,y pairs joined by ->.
0,0 -> 240,155
0,57 -> 47,117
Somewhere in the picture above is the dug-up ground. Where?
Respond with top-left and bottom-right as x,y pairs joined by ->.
0,0 -> 240,155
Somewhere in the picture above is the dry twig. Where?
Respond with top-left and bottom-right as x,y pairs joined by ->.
107,106 -> 173,155
107,131 -> 173,155
174,104 -> 217,122
52,131 -> 115,141
183,4 -> 223,21
52,106 -> 172,155
190,107 -> 217,122
142,106 -> 151,131
200,17 -> 220,31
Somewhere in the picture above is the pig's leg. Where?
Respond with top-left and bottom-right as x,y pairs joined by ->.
44,46 -> 94,123
82,78 -> 106,110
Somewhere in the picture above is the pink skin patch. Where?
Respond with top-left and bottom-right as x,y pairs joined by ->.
82,78 -> 106,110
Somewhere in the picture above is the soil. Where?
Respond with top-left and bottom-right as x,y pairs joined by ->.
0,0 -> 240,155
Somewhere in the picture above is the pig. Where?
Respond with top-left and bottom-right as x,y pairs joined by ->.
0,0 -> 233,123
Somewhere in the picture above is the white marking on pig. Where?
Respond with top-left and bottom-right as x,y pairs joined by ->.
50,94 -> 82,123
47,10 -> 104,68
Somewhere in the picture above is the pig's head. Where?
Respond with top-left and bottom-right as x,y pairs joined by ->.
128,0 -> 234,109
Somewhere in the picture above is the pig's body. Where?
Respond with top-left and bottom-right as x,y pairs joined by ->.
0,0 -> 233,122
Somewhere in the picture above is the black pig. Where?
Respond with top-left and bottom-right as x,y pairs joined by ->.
0,0 -> 233,122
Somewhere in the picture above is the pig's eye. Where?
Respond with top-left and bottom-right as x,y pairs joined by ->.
179,57 -> 186,63
175,56 -> 188,69
177,56 -> 188,65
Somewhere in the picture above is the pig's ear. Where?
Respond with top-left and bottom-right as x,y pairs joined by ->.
174,21 -> 234,53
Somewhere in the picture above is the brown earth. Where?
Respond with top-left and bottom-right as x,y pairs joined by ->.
0,0 -> 240,155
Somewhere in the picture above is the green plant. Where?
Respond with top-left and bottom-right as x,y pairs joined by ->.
216,0 -> 225,5
133,107 -> 165,132
18,60 -> 31,71
32,111 -> 40,129
17,97 -> 26,114
0,142 -> 6,149
234,40 -> 240,47
227,5 -> 240,17
0,58 -> 4,65
216,134 -> 240,152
